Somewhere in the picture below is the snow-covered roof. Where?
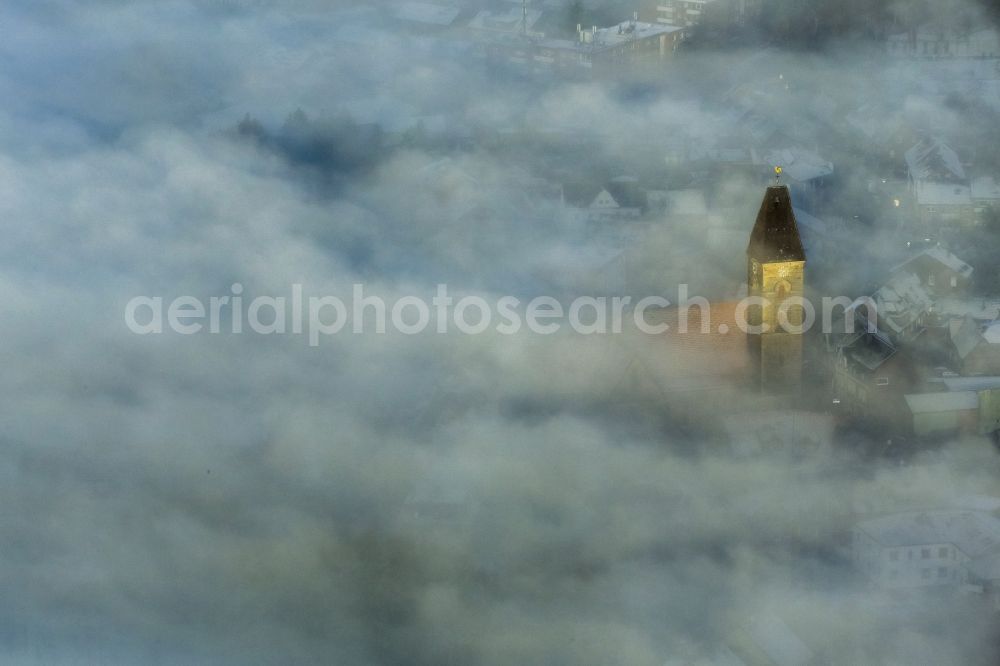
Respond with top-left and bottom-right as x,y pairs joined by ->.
593,21 -> 682,47
857,510 -> 1000,556
905,391 -> 979,414
873,272 -> 933,335
905,136 -> 965,181
925,247 -> 973,275
844,330 -> 897,370
893,247 -> 973,278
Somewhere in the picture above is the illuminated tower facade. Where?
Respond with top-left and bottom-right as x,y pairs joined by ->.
746,184 -> 806,391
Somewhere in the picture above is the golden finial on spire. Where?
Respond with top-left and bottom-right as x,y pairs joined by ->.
774,165 -> 782,184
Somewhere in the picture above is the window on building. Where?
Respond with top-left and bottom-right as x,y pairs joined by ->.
939,547 -> 949,558
928,274 -> 936,287
938,567 -> 948,578
922,568 -> 932,579
951,276 -> 957,288
876,377 -> 889,386
922,548 -> 931,559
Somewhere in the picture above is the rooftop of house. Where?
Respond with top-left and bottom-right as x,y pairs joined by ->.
894,247 -> 974,278
857,510 -> 1000,556
542,21 -> 683,54
927,247 -> 974,275
844,330 -> 897,371
905,136 -> 966,182
874,272 -> 933,337
592,20 -> 682,46
562,178 -> 646,210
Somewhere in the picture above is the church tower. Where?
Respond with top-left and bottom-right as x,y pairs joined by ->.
746,183 -> 806,392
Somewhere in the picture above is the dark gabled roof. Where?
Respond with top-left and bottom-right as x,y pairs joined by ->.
844,330 -> 897,371
747,185 -> 805,263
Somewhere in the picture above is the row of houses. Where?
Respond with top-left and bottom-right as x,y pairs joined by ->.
393,2 -> 689,77
827,245 -> 1000,439
475,17 -> 687,77
886,27 -> 1000,59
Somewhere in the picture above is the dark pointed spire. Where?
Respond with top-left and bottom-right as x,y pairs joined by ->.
747,184 -> 805,263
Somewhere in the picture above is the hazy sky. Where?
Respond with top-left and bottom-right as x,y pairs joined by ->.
2,1 -> 1000,664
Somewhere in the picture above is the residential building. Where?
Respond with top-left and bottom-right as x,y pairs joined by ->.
478,19 -> 685,78
904,137 -> 975,227
562,177 -> 647,223
891,247 -> 973,297
853,510 -> 1000,590
647,0 -> 715,28
949,316 -> 1000,376
832,324 -> 918,431
643,0 -> 759,29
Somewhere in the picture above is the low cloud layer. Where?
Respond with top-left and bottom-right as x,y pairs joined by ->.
2,1 -> 1000,664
